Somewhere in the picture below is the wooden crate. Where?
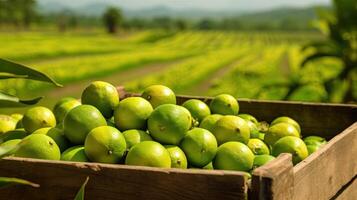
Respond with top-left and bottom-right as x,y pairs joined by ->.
0,92 -> 356,200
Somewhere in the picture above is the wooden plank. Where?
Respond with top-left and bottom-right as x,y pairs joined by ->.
0,157 -> 248,200
250,154 -> 294,200
334,176 -> 357,200
292,123 -> 357,200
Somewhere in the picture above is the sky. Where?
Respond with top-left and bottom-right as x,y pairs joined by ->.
40,0 -> 331,11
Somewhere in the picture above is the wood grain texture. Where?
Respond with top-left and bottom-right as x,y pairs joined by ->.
0,157 -> 248,200
334,176 -> 357,200
250,154 -> 294,200
292,123 -> 357,200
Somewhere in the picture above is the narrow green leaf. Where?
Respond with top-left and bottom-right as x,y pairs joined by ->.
0,144 -> 19,159
0,58 -> 62,87
0,91 -> 42,108
0,177 -> 39,188
74,177 -> 89,200
301,52 -> 341,67
0,73 -> 28,79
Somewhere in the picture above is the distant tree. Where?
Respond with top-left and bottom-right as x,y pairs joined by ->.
21,0 -> 37,27
220,18 -> 241,30
152,17 -> 174,30
174,19 -> 188,31
0,0 -> 37,27
197,19 -> 216,30
103,7 -> 123,34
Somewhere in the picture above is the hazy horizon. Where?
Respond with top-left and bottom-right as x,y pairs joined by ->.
39,0 -> 331,11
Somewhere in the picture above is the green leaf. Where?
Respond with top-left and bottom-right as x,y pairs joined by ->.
0,73 -> 28,79
74,177 -> 89,200
0,58 -> 62,87
301,41 -> 341,52
0,91 -> 42,108
0,144 -> 19,159
301,52 -> 341,67
0,177 -> 39,188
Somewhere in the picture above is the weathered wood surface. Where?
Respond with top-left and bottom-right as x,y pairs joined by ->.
292,123 -> 357,200
334,176 -> 357,200
0,157 -> 248,200
250,154 -> 294,200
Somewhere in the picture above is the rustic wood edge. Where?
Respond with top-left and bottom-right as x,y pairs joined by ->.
250,154 -> 294,200
2,156 -> 250,178
293,122 -> 357,174
333,175 -> 357,200
291,122 -> 357,200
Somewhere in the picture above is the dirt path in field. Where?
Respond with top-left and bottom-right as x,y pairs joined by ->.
42,59 -> 183,105
185,59 -> 242,96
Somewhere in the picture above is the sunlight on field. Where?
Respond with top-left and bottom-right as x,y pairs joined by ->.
0,30 -> 343,111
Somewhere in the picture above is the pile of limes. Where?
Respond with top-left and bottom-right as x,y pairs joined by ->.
0,81 -> 327,174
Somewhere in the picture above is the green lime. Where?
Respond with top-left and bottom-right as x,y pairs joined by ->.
53,99 -> 81,123
53,97 -> 77,110
114,97 -> 153,131
165,145 -> 188,169
53,97 -> 77,116
271,116 -> 301,134
238,114 -> 258,125
303,136 -> 327,146
11,114 -> 23,129
182,99 -> 211,123
203,162 -> 214,170
22,107 -> 56,133
122,129 -> 152,149
253,155 -> 275,169
199,114 -> 222,133
125,141 -> 171,168
247,139 -> 270,155
84,126 -> 127,164
148,104 -> 192,145
61,146 -> 89,162
213,142 -> 254,172
141,85 -> 176,108
180,128 -> 217,168
306,145 -> 320,155
81,81 -> 120,118
0,115 -> 18,134
0,129 -> 27,143
264,122 -> 300,147
212,115 -> 250,145
64,105 -> 107,144
272,136 -> 308,165
210,94 -> 239,115
246,121 -> 260,139
33,127 -> 70,153
304,136 -> 327,155
14,134 -> 60,160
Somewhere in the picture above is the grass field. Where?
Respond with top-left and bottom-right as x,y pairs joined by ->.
0,30 -> 344,112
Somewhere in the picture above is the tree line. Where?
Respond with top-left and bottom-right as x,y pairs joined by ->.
0,0 -> 37,27
0,1 -> 315,32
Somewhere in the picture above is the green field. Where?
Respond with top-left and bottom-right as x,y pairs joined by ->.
0,30 -> 343,111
